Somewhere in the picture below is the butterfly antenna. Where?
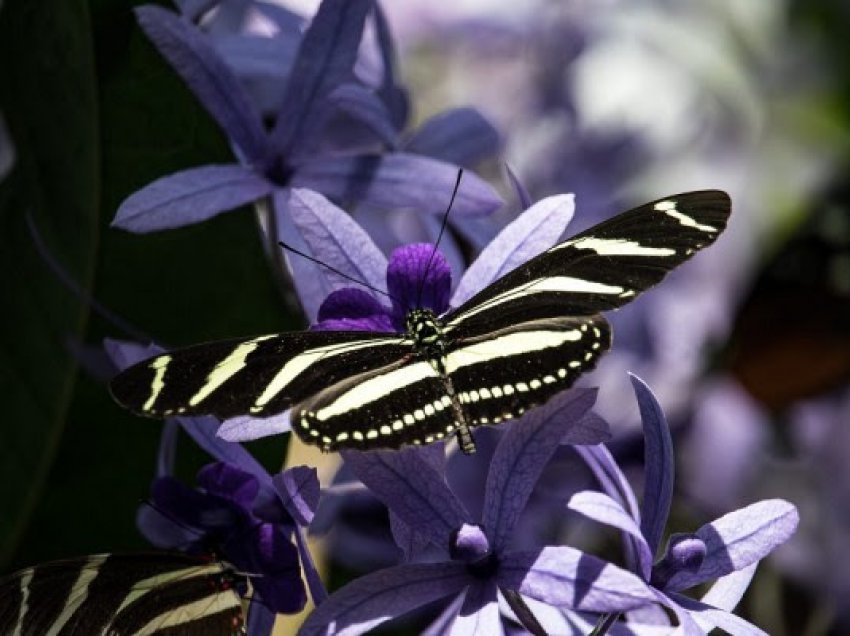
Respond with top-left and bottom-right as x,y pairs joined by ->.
277,241 -> 401,305
416,169 -> 463,307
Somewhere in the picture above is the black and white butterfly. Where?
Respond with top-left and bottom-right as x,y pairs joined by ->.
0,553 -> 246,635
111,191 -> 731,455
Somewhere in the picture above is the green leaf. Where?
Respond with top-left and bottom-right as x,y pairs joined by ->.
0,0 -> 100,565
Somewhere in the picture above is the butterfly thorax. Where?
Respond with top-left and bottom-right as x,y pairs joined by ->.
406,308 -> 448,363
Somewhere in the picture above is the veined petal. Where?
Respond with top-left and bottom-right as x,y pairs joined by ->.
665,499 -> 799,592
291,153 -> 502,217
405,107 -> 501,167
563,411 -> 612,445
373,2 -> 409,129
289,188 -> 388,301
270,0 -> 372,154
452,194 -> 575,307
273,466 -> 320,527
498,547 -> 656,612
449,582 -> 502,636
670,593 -> 768,636
699,563 -> 757,612
574,444 -> 642,524
342,448 -> 471,550
299,562 -> 470,636
321,83 -> 399,148
630,374 -> 674,560
567,490 -> 653,580
134,6 -> 268,161
483,389 -> 597,552
217,411 -> 293,443
112,164 -> 273,232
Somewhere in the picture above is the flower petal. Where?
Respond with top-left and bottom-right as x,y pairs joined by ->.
295,525 -> 328,605
217,411 -> 293,443
567,490 -> 653,579
449,582 -> 502,635
630,374 -> 674,560
669,593 -> 767,636
112,164 -> 273,232
405,107 -> 500,167
273,465 -> 320,526
451,194 -> 574,307
483,388 -> 597,552
665,499 -> 799,592
498,547 -> 656,612
505,164 -> 532,210
292,153 -> 502,217
699,563 -> 757,612
269,0 -> 372,154
342,447 -> 471,550
574,444 -> 642,523
386,243 -> 452,319
562,411 -> 611,445
288,188 -> 388,302
134,6 -> 268,160
372,2 -> 409,129
299,562 -> 470,636
422,590 -> 467,636
322,83 -> 399,148
197,462 -> 259,508
389,511 -> 431,562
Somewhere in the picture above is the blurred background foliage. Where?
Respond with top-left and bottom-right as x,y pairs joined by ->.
1,0 -> 850,634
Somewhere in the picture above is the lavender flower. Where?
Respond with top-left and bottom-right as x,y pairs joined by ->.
300,388 -> 656,635
112,0 -> 500,234
567,375 -> 799,634
105,339 -> 325,635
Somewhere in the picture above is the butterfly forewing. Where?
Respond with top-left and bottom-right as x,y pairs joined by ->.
0,554 -> 244,635
110,331 -> 407,421
446,190 -> 731,324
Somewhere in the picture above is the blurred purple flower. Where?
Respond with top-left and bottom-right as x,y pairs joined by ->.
112,1 -> 500,235
567,375 -> 799,634
300,389 -> 642,635
105,339 -> 325,634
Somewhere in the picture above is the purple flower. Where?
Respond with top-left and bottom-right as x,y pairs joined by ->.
111,1 -> 501,234
105,339 -> 325,635
567,374 -> 800,634
299,389 -> 652,635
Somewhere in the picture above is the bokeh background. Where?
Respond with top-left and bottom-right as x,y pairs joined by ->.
1,0 -> 849,633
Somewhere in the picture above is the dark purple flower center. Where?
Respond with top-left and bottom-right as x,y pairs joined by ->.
449,523 -> 499,579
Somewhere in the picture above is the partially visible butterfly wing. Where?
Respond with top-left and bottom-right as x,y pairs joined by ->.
294,356 -> 458,452
0,553 -> 244,635
444,304 -> 611,427
110,331 -> 407,421
445,190 -> 731,325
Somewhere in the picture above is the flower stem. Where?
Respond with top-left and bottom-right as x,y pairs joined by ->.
588,612 -> 620,636
501,588 -> 547,636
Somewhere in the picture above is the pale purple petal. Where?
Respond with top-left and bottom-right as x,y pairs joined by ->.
652,590 -> 705,636
423,590 -> 467,636
103,338 -> 159,370
567,490 -> 653,580
156,420 -> 179,478
665,499 -> 799,592
217,411 -> 292,442
505,164 -> 532,210
295,525 -> 328,605
289,187 -> 388,299
213,34 -> 297,113
451,194 -> 574,307
670,593 -> 768,636
322,83 -> 399,148
449,582 -> 502,636
562,411 -> 612,445
273,466 -> 320,526
372,2 -> 408,129
498,547 -> 656,612
483,389 -> 597,552
389,511 -> 431,561
299,562 -> 470,636
630,374 -> 674,559
699,563 -> 757,611
500,594 -> 581,635
247,602 -> 276,636
574,444 -> 641,523
292,153 -> 502,217
134,6 -> 268,160
342,448 -> 471,549
405,107 -> 501,167
270,0 -> 372,154
112,164 -> 273,232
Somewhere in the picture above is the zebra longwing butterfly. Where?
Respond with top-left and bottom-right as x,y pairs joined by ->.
111,191 -> 731,454
0,553 -> 246,635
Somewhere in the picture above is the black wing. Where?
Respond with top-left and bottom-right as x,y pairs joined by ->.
110,330 -> 409,421
445,190 -> 731,326
0,553 -> 244,635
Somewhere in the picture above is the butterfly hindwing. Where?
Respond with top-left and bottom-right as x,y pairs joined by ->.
0,553 -> 244,635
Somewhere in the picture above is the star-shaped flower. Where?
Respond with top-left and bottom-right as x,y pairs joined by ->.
565,374 -> 800,634
298,388 -> 659,635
